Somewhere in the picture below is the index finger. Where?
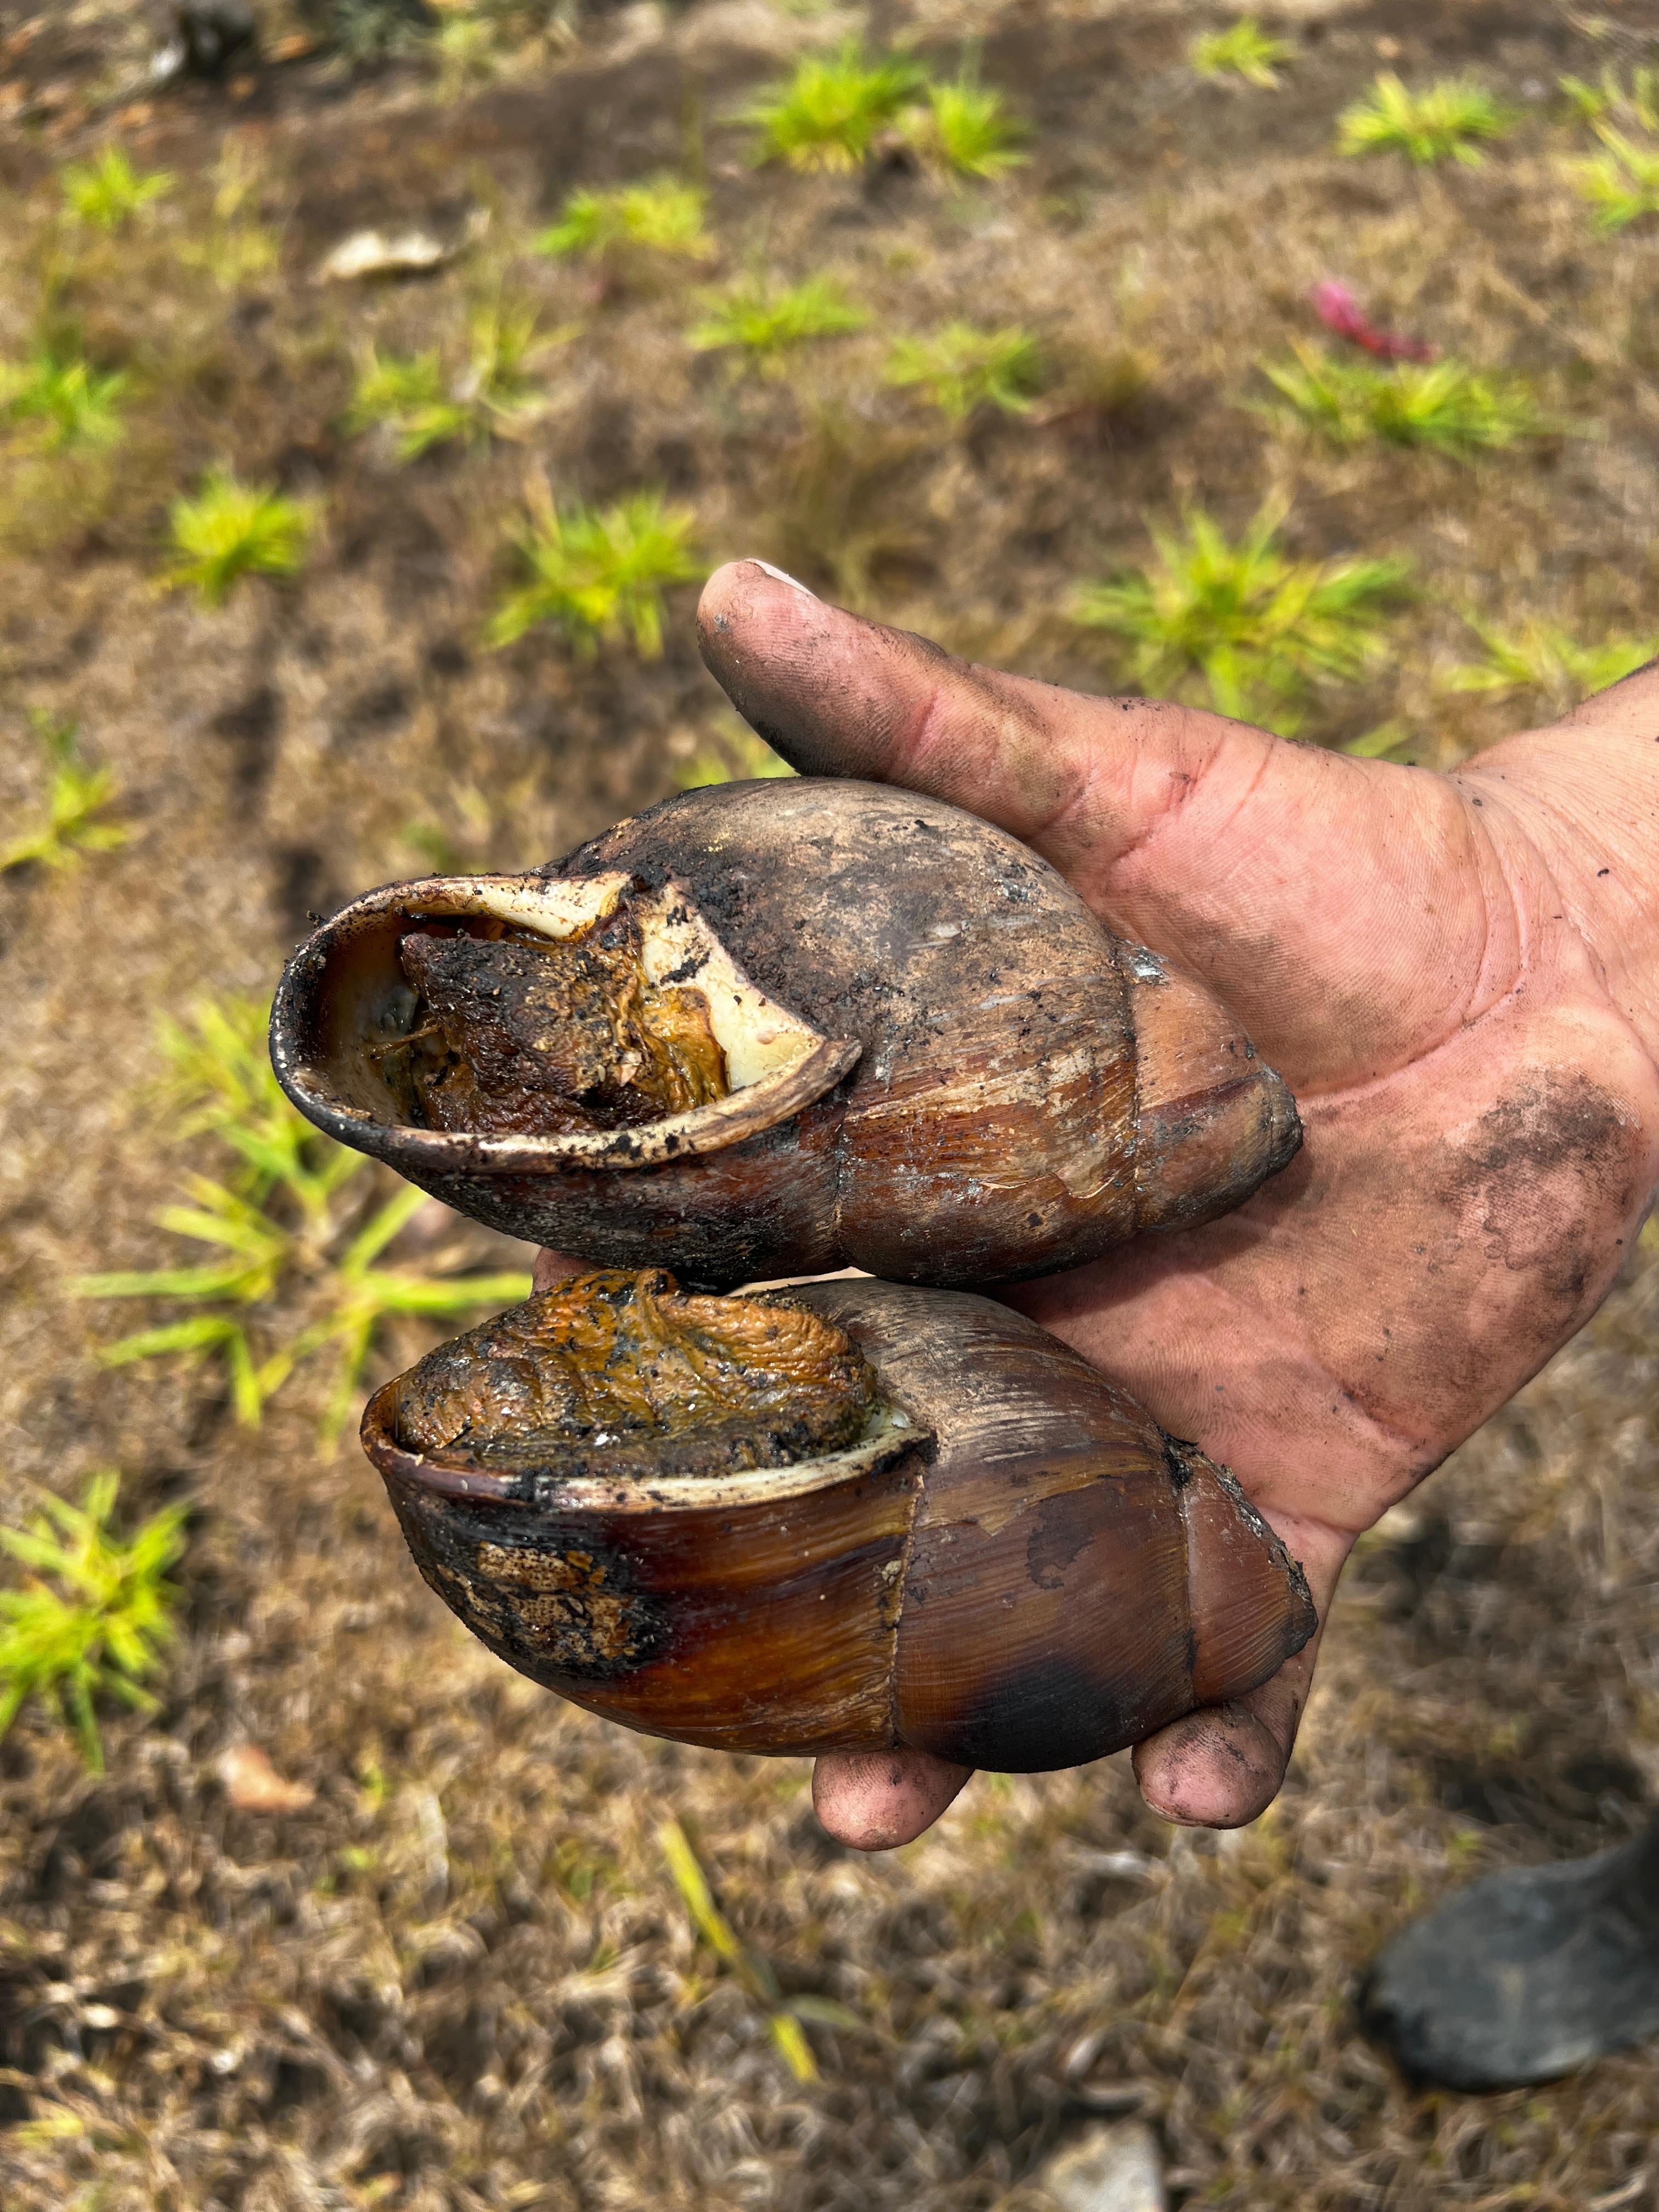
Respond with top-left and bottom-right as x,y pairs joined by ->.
696,560 -> 1503,1092
697,558 -> 1248,893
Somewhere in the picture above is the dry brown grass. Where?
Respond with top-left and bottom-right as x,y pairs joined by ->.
3,0 -> 1659,2204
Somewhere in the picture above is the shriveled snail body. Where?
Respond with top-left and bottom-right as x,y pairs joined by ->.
270,781 -> 1300,1291
363,1271 -> 1316,1770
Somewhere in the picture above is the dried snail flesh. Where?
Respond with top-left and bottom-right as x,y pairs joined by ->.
270,779 -> 1301,1291
360,1268 -> 1317,1770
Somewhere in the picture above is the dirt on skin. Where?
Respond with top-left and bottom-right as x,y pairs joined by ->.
3,0 -> 1659,2207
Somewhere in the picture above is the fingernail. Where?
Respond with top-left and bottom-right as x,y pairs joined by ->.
749,558 -> 818,600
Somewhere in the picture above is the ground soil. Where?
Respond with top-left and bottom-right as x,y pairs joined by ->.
3,0 -> 1659,2206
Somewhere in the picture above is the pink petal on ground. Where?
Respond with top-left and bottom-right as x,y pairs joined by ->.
1309,280 -> 1436,362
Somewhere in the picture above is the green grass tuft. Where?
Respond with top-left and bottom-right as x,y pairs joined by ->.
1258,343 -> 1556,456
346,347 -> 467,459
59,146 -> 173,231
160,470 -> 315,607
1443,621 -> 1659,713
346,298 -> 565,459
74,997 -> 532,1441
741,43 -> 928,172
1189,18 -> 1293,90
460,296 -> 568,426
740,48 -> 1024,178
0,335 -> 127,453
906,71 -> 1029,177
1,710 -> 128,876
0,1471 -> 187,1773
689,275 -> 867,373
489,490 -> 701,658
1070,505 -> 1410,730
1558,65 -> 1659,132
150,994 -> 347,1194
537,177 -> 711,263
884,321 -> 1044,422
1565,123 -> 1659,232
1337,74 -> 1520,166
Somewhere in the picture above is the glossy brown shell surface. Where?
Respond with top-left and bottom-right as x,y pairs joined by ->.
362,1280 -> 1316,1771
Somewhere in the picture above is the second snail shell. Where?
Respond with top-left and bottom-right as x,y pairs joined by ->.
362,1271 -> 1316,1770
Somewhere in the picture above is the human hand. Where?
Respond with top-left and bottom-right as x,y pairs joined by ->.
680,559 -> 1659,1848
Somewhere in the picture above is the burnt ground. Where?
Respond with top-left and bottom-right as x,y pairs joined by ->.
3,0 -> 1659,2205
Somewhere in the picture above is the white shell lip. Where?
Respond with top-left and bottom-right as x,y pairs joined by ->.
271,870 -> 862,1172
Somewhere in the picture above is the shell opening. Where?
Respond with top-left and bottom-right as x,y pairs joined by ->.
274,872 -> 861,1172
393,1268 -> 902,1488
392,897 -> 734,1141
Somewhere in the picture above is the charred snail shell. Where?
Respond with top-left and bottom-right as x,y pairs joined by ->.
270,780 -> 1300,1291
361,1269 -> 1316,1770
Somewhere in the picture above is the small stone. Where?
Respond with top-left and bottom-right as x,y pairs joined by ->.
317,209 -> 487,283
217,1742 -> 315,1813
317,227 -> 449,281
1037,2121 -> 1167,2212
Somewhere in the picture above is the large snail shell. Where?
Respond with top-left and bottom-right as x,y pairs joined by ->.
270,780 -> 1299,1290
361,1274 -> 1316,1771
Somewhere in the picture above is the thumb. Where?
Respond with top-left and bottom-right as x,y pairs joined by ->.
697,561 -> 1489,1090
697,558 -> 1258,895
